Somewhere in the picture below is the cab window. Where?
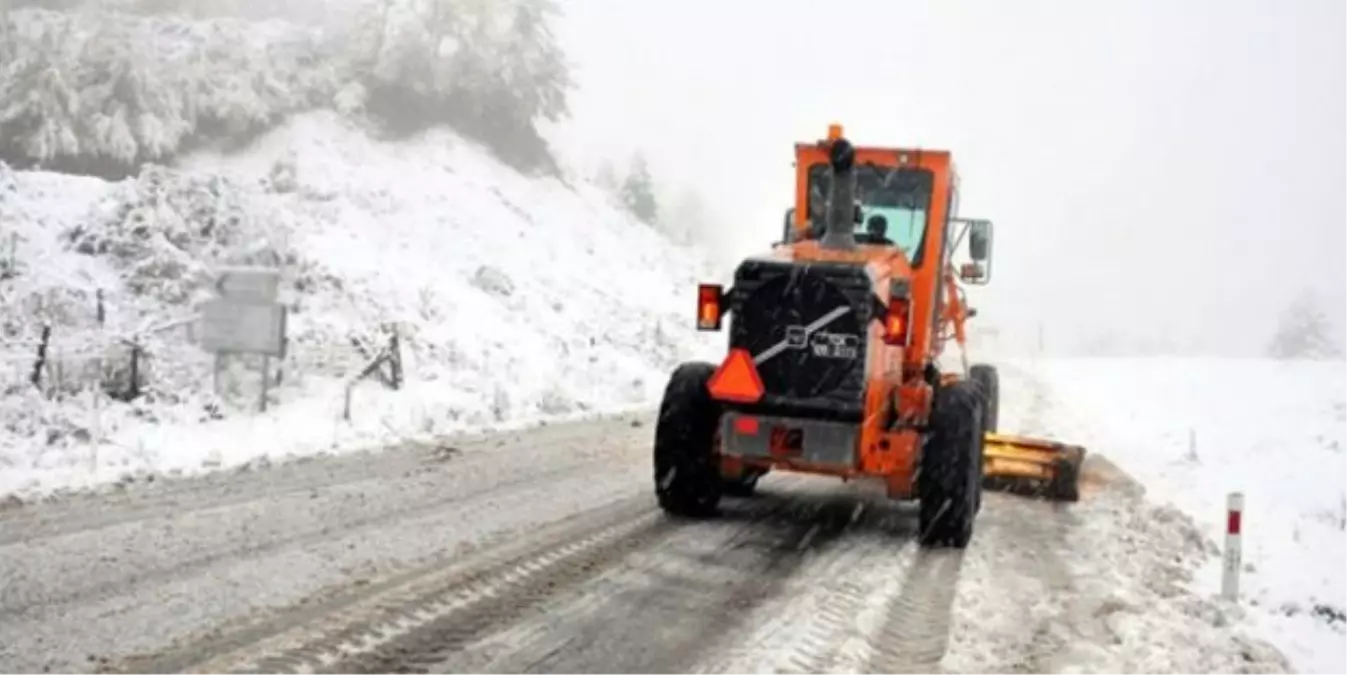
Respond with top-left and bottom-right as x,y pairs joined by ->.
806,163 -> 935,265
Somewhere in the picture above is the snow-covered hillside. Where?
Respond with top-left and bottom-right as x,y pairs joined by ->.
0,111 -> 722,499
1020,357 -> 1346,674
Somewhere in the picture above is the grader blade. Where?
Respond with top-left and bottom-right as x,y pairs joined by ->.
981,433 -> 1085,502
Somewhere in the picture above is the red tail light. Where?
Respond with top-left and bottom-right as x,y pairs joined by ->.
697,284 -> 723,331
884,297 -> 912,346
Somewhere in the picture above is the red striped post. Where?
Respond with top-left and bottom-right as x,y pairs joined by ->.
1222,492 -> 1244,601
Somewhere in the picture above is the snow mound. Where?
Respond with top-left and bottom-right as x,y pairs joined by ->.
1023,357 -> 1346,674
0,111 -> 722,499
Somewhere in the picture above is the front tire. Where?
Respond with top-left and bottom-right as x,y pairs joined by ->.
918,381 -> 984,548
968,363 -> 998,513
969,364 -> 999,434
653,362 -> 723,518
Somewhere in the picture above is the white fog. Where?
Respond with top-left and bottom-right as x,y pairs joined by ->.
553,0 -> 1346,357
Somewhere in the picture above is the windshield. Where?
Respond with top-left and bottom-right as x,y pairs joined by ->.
806,163 -> 935,265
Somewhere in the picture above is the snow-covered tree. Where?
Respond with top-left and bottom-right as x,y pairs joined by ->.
0,11 -> 82,165
1267,289 -> 1343,360
0,0 -> 573,175
349,0 -> 572,172
620,153 -> 657,224
0,7 -> 337,176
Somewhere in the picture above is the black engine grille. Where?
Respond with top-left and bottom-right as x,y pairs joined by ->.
727,259 -> 877,421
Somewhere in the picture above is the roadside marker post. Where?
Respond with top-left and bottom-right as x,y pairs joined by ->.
1222,491 -> 1243,601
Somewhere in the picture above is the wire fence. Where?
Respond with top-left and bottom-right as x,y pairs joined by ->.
1,287 -> 405,426
0,299 -> 198,403
0,218 -> 416,462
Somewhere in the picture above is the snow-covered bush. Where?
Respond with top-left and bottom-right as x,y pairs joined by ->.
0,385 -> 92,448
64,165 -> 290,303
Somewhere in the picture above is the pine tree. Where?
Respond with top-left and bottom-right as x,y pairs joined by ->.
620,153 -> 657,224
1267,289 -> 1343,360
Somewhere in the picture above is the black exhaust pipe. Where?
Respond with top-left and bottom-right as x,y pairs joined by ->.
820,137 -> 858,251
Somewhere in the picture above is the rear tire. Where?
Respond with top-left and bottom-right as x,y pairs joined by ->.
653,362 -> 723,518
918,381 -> 984,548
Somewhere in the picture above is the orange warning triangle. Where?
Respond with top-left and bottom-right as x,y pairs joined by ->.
707,348 -> 765,404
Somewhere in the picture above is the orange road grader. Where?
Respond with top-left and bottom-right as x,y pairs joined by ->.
652,123 -> 1084,548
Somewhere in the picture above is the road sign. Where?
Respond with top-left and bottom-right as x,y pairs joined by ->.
200,299 -> 287,357
201,266 -> 288,411
214,266 -> 280,303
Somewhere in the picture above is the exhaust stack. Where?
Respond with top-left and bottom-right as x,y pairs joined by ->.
820,136 -> 858,251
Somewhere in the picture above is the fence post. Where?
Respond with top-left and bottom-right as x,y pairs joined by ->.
96,289 -> 105,327
128,343 -> 141,400
30,324 -> 50,389
389,328 -> 402,390
1222,492 -> 1244,601
259,355 -> 270,412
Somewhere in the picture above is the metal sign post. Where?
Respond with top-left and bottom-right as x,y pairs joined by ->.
199,267 -> 287,413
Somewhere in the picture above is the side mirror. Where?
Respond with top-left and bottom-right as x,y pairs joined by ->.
968,220 -> 992,261
782,207 -> 797,243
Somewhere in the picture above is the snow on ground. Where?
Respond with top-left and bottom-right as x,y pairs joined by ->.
693,361 -> 1289,674
1014,356 -> 1346,674
0,111 -> 722,500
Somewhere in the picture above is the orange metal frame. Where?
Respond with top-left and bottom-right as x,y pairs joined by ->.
753,135 -> 960,498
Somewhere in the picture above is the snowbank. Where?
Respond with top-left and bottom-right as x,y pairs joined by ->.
0,111 -> 722,499
1020,356 -> 1346,673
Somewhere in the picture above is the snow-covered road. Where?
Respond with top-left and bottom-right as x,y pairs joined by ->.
0,370 -> 1289,674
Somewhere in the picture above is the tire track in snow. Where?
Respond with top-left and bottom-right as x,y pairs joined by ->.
740,364 -> 1074,674
123,494 -> 669,674
0,416 -> 653,622
51,415 -> 654,675
939,361 -> 1100,674
692,495 -> 922,675
865,549 -> 967,673
368,485 -> 867,674
0,458 -> 603,620
125,485 -> 814,674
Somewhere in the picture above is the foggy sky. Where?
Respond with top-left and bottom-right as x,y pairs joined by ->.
550,0 -> 1346,357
